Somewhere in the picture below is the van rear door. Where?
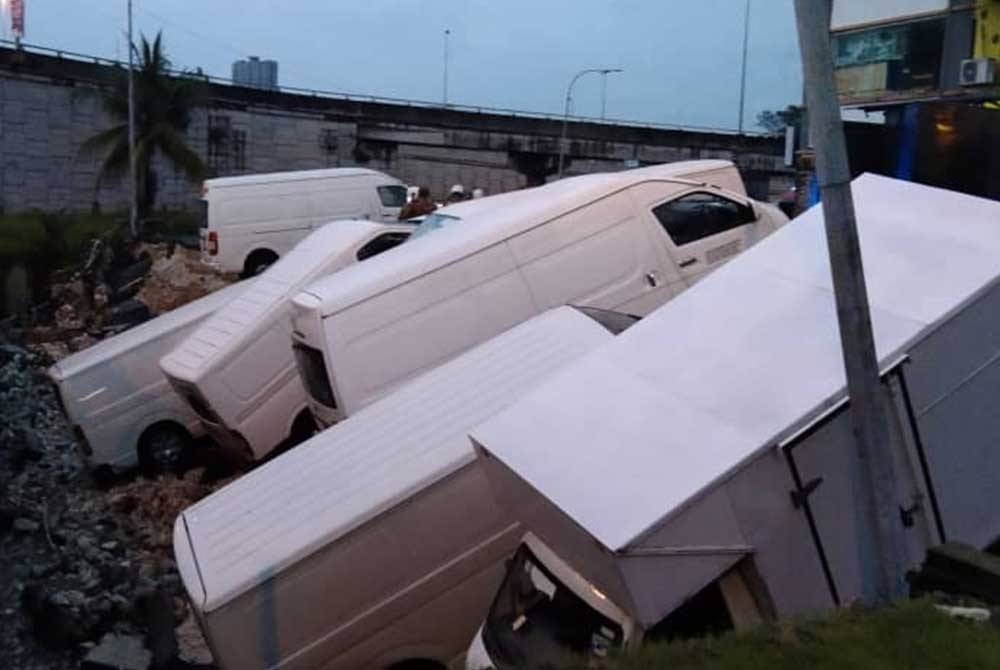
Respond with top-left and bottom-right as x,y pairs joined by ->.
198,198 -> 213,263
376,184 -> 407,221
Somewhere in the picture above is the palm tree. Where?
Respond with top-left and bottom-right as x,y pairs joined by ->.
82,32 -> 206,220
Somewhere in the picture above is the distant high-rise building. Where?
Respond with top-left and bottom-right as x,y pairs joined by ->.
232,56 -> 278,90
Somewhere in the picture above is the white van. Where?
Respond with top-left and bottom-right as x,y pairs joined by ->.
49,280 -> 248,474
174,306 -> 633,670
465,175 -> 1000,668
290,160 -> 787,426
200,168 -> 407,277
161,220 -> 414,461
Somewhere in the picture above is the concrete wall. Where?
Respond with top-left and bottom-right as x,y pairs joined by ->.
0,46 -> 792,215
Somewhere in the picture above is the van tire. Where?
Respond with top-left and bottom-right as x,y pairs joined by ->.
138,422 -> 191,476
289,410 -> 317,446
241,249 -> 279,278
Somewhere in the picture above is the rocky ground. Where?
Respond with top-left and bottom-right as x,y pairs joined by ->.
0,342 -> 230,669
1,244 -> 237,668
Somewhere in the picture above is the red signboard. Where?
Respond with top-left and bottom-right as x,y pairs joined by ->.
11,0 -> 25,39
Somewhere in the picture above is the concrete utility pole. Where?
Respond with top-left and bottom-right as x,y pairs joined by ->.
127,0 -> 138,238
793,0 -> 908,604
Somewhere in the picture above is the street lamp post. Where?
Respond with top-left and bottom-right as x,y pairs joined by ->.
442,28 -> 450,106
600,71 -> 610,120
737,0 -> 751,135
558,68 -> 622,179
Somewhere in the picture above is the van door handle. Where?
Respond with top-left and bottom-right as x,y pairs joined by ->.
645,271 -> 661,287
678,257 -> 697,268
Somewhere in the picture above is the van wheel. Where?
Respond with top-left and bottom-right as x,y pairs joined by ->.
241,249 -> 279,278
290,411 -> 317,445
138,423 -> 191,476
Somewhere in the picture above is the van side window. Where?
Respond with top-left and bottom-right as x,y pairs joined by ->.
653,192 -> 755,246
377,185 -> 408,208
356,232 -> 411,261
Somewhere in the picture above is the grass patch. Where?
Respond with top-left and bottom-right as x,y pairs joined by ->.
0,213 -> 48,258
556,601 -> 1000,670
0,208 -> 199,270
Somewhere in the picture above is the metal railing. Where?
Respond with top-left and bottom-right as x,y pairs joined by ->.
0,39 -> 772,138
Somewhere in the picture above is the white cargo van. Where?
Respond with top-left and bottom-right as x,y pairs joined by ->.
49,280 -> 248,474
161,220 -> 414,461
465,175 -> 1000,668
174,306 -> 635,670
290,160 -> 787,426
200,168 -> 407,277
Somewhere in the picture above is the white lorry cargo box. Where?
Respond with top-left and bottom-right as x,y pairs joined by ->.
468,175 -> 1000,667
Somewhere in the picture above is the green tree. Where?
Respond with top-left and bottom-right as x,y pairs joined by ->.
82,32 -> 206,222
756,105 -> 804,136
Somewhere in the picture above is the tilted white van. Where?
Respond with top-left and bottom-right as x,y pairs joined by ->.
174,306 -> 635,670
199,167 -> 407,276
465,175 -> 1000,668
161,220 -> 414,461
49,280 -> 248,474
290,160 -> 787,426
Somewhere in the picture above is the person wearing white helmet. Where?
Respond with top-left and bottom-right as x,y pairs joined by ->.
472,187 -> 485,199
445,183 -> 466,204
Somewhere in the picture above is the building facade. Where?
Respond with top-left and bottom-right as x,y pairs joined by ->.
232,56 -> 278,90
830,0 -> 1000,107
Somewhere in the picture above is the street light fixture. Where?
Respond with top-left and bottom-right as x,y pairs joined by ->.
558,68 -> 623,179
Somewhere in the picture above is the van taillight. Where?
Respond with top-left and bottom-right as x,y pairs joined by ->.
293,343 -> 337,409
207,231 -> 218,256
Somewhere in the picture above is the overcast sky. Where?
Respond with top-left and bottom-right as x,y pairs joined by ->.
10,0 -> 803,132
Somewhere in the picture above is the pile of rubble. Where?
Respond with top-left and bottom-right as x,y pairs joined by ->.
0,343 -> 220,669
136,245 -> 232,315
18,241 -> 234,363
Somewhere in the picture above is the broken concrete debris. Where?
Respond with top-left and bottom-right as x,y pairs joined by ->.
82,634 -> 152,670
10,241 -> 235,363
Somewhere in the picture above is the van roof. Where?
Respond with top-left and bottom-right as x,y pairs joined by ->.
296,161 -> 741,317
49,280 -> 248,381
471,174 -> 1000,552
160,220 -> 413,381
204,167 -> 397,190
175,306 -> 613,613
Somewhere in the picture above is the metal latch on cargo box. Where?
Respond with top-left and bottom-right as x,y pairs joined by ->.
900,498 -> 924,528
790,477 -> 823,509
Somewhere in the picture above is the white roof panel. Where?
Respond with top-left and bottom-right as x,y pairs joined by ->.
50,280 -> 248,380
298,161 -> 740,317
161,220 -> 410,380
472,174 -> 1000,551
205,167 -> 392,189
177,306 -> 613,611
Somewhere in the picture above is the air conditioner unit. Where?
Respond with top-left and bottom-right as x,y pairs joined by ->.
959,58 -> 996,86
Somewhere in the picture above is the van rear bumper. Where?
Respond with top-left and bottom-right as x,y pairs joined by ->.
308,400 -> 341,429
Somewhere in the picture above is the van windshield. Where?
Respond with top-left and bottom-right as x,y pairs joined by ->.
410,213 -> 462,239
482,545 -> 624,669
